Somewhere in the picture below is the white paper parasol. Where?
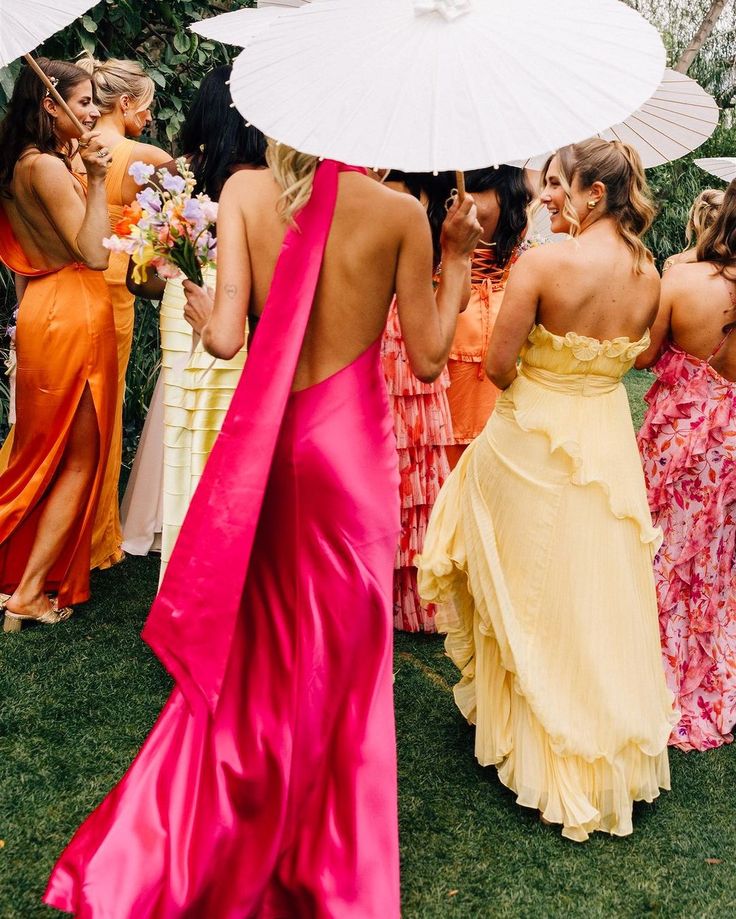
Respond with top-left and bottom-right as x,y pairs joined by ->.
694,157 -> 736,184
190,6 -> 290,45
0,0 -> 101,133
227,0 -> 665,173
510,69 -> 719,171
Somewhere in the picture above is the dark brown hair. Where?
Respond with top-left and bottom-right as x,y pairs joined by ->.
0,58 -> 92,197
697,179 -> 736,279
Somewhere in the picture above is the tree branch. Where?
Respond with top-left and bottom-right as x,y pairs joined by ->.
675,0 -> 729,74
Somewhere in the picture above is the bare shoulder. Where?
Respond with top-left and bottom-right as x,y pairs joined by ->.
663,260 -> 714,293
129,141 -> 170,167
515,239 -> 567,274
27,154 -> 75,196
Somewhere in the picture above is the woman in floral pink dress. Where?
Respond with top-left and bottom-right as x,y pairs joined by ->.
637,182 -> 736,752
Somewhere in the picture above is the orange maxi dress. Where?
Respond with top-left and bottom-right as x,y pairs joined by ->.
0,140 -> 136,570
90,138 -> 139,569
445,245 -> 523,469
0,199 -> 117,606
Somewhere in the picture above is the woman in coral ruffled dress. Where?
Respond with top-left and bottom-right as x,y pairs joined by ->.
382,171 -> 458,632
637,181 -> 736,752
445,166 -> 532,468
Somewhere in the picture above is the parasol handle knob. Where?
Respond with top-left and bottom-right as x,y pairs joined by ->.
414,0 -> 472,22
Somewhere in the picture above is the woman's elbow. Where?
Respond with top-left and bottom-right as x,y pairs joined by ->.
86,255 -> 110,272
409,357 -> 444,384
204,332 -> 244,361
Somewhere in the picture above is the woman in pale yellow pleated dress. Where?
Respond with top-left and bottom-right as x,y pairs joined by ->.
122,66 -> 266,577
418,138 -> 677,842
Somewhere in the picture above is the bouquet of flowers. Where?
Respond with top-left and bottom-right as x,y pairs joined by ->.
104,158 -> 217,286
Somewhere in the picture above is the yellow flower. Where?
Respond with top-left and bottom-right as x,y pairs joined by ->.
132,243 -> 157,285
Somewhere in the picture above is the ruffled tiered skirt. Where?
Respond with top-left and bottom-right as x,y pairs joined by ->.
419,372 -> 676,841
638,346 -> 736,751
382,302 -> 454,632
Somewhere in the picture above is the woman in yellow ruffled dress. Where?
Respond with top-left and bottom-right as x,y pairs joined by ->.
122,66 -> 266,577
418,138 -> 677,842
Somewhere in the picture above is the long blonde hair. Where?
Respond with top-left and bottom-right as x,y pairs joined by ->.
266,139 -> 319,226
543,138 -> 656,273
686,188 -> 724,246
76,55 -> 154,115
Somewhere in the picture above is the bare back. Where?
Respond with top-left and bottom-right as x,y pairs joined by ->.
231,169 -> 418,391
4,152 -> 87,270
666,261 -> 736,381
534,223 -> 660,342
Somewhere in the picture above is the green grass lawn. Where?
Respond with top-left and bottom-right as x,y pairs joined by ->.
1,370 -> 735,918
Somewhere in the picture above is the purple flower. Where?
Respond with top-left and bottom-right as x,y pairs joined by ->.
162,173 -> 186,194
129,161 -> 156,185
182,198 -> 205,225
136,187 -> 162,212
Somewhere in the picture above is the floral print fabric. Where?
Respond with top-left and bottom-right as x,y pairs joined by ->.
638,345 -> 736,751
382,300 -> 455,632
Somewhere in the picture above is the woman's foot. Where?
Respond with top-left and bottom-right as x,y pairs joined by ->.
3,593 -> 73,632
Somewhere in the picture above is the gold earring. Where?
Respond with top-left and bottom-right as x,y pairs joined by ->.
587,200 -> 597,210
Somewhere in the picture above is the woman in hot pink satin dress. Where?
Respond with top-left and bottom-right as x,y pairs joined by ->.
45,145 -> 480,916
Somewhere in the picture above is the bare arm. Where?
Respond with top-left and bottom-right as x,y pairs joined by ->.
635,271 -> 673,369
184,181 -> 249,360
397,195 -> 480,383
485,249 -> 541,389
31,134 -> 113,270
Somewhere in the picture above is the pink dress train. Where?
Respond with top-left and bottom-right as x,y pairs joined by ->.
44,162 -> 401,918
638,343 -> 736,752
381,300 -> 454,632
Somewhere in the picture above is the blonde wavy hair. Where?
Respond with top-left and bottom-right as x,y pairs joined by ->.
686,188 -> 724,246
542,138 -> 656,273
76,54 -> 155,115
266,139 -> 319,226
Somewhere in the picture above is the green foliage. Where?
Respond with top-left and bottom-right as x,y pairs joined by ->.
647,117 -> 736,267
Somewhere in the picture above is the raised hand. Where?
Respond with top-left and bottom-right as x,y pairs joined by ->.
440,192 -> 482,261
76,131 -> 113,180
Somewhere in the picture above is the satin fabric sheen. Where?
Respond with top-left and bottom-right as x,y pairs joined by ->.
90,138 -> 138,570
0,202 -> 116,605
45,161 -> 402,917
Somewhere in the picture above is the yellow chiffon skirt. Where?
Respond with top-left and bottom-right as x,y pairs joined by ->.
158,276 -> 247,580
418,328 -> 677,842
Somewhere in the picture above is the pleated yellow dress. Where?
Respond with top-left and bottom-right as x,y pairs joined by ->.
159,273 -> 247,580
418,324 -> 677,842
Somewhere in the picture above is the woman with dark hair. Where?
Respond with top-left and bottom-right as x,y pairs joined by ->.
381,170 -> 458,631
181,64 -> 267,199
121,66 -> 267,572
0,59 -> 117,630
637,179 -> 736,752
445,165 -> 533,468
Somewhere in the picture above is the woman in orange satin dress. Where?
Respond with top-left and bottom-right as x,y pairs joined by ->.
0,59 -> 116,629
76,57 -> 171,568
445,166 -> 532,468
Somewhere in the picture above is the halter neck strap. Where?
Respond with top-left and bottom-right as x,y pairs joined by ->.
143,161 -> 361,713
